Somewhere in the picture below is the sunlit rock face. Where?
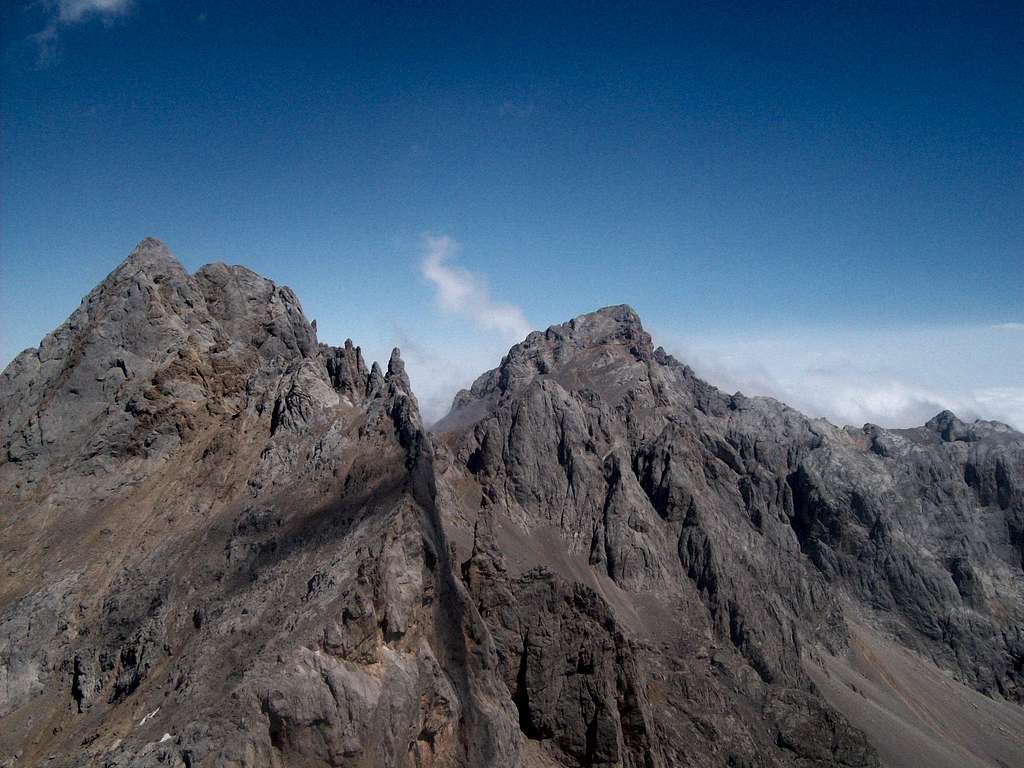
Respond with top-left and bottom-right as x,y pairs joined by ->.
1,240 -> 1021,767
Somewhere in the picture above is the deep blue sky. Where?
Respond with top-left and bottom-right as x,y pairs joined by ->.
2,1 -> 1022,425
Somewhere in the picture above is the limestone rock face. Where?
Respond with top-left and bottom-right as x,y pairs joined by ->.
434,304 -> 1023,765
0,240 -> 520,767
1,242 -> 1022,768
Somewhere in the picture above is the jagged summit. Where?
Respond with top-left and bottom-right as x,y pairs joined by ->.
94,239 -> 316,360
925,409 -> 972,441
0,240 -> 401,491
437,304 -> 659,430
920,408 -> 1020,446
517,303 -> 651,358
109,239 -> 282,298
542,303 -> 646,345
387,347 -> 405,377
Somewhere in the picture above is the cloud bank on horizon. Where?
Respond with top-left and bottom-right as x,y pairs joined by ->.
665,336 -> 1024,434
407,236 -> 1024,430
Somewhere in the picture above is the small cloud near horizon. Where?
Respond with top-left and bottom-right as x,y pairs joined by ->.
992,322 -> 1024,331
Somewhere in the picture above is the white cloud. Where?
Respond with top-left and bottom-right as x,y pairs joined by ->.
29,24 -> 59,63
660,326 -> 1024,430
410,244 -> 1021,430
973,387 -> 1024,428
31,0 -> 133,64
55,0 -> 132,23
420,235 -> 532,342
387,326 -> 499,425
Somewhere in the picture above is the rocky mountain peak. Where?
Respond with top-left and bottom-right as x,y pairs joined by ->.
387,347 -> 407,380
110,236 -> 185,280
193,261 -> 317,360
125,235 -> 174,263
440,305 -> 656,427
384,347 -> 415,400
520,303 -> 654,371
925,408 -> 978,443
549,303 -> 646,347
2,244 -> 1023,768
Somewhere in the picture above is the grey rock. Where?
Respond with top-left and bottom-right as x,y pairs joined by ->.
435,303 -> 1022,763
1,244 -> 1020,767
0,240 -> 520,767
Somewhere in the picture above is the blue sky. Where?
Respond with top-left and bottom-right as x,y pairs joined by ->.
2,1 -> 1022,426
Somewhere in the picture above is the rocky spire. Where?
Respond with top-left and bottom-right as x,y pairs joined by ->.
385,347 -> 408,386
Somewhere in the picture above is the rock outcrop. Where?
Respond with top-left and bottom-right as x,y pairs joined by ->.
1,242 -> 1021,767
0,240 -> 520,767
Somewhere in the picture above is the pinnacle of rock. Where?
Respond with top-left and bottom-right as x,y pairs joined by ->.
387,347 -> 405,378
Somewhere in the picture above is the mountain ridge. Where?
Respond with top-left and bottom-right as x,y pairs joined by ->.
1,240 -> 1022,768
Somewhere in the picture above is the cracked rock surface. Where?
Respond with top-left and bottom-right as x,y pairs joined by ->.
1,241 -> 1022,767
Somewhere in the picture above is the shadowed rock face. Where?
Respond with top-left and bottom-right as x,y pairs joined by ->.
1,241 -> 1021,767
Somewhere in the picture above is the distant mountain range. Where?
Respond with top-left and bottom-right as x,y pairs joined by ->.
2,239 -> 1022,768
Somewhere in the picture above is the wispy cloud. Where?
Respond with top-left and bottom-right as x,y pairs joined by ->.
420,235 -> 532,342
31,0 -> 133,64
53,0 -> 132,23
386,321 -> 501,425
410,242 -> 1022,429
